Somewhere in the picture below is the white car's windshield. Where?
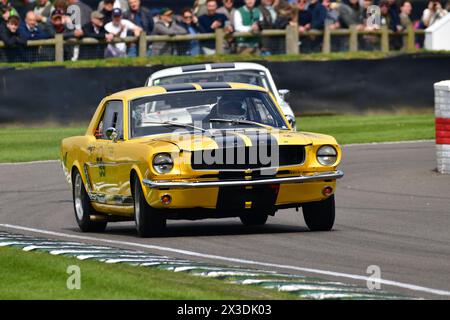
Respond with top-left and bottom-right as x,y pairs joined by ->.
153,70 -> 272,94
130,89 -> 287,138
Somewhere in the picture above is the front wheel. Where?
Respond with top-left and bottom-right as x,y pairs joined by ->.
133,178 -> 166,237
72,169 -> 107,232
302,195 -> 335,231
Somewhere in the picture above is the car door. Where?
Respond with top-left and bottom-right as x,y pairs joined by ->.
86,100 -> 124,201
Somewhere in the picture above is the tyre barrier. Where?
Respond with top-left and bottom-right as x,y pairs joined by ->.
434,80 -> 450,174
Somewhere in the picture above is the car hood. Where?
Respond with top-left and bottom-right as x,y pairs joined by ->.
145,128 -> 316,152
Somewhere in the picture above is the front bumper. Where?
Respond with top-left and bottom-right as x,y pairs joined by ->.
143,170 -> 344,189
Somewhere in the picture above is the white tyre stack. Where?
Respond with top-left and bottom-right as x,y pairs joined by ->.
434,80 -> 450,174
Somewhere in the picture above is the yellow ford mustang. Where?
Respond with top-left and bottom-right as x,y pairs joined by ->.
61,82 -> 343,237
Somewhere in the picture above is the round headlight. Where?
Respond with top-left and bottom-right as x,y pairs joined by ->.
317,145 -> 337,166
153,153 -> 174,174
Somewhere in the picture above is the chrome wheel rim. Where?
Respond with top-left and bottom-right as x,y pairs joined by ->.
74,174 -> 84,221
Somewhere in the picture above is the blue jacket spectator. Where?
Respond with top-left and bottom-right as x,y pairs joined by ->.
198,0 -> 228,33
19,11 -> 48,40
308,0 -> 327,30
125,0 -> 154,34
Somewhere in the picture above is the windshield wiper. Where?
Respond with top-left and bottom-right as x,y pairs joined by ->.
209,118 -> 271,129
143,120 -> 206,132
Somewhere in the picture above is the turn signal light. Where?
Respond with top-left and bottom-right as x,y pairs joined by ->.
322,186 -> 333,196
161,194 -> 172,205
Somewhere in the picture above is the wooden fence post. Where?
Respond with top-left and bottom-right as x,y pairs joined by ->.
322,25 -> 331,54
406,25 -> 415,52
285,24 -> 299,55
55,34 -> 64,62
349,25 -> 358,52
139,32 -> 147,58
380,25 -> 389,52
215,28 -> 224,54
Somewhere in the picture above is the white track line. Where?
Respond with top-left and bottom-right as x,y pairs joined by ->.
0,160 -> 59,166
344,140 -> 434,147
1,223 -> 449,297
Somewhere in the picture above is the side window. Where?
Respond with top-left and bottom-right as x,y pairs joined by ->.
251,97 -> 275,126
96,100 -> 124,140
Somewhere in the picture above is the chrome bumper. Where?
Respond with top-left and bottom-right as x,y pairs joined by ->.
143,170 -> 344,189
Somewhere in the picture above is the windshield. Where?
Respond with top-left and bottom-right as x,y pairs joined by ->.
129,89 -> 288,138
153,70 -> 273,94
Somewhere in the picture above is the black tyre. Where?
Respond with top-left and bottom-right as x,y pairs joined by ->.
302,195 -> 335,231
72,169 -> 107,232
239,211 -> 268,226
133,178 -> 166,237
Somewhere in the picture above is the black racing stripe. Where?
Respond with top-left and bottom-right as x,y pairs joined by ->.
182,64 -> 207,72
160,84 -> 196,92
211,63 -> 235,70
199,82 -> 232,90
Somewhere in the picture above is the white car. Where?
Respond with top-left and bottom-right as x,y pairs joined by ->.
146,62 -> 296,129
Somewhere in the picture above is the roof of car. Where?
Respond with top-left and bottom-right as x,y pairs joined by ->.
148,62 -> 269,81
107,82 -> 267,100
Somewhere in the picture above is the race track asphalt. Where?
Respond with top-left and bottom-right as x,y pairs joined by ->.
0,141 -> 449,299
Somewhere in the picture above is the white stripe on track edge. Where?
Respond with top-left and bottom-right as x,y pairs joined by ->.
0,223 -> 449,297
0,160 -> 59,166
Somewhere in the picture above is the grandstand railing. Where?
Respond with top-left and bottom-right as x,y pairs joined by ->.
0,24 -> 426,62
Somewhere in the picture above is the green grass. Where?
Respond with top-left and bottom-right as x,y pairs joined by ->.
2,51 -> 449,69
0,113 -> 435,163
0,246 -> 295,300
0,126 -> 86,163
298,113 -> 435,144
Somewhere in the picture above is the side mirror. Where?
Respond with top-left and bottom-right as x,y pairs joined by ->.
105,127 -> 119,142
278,89 -> 290,100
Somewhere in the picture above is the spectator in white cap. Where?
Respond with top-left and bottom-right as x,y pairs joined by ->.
104,7 -> 142,57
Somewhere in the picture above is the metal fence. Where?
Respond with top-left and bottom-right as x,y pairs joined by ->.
0,24 -> 426,63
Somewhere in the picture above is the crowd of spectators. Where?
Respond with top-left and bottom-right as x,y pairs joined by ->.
0,0 -> 449,62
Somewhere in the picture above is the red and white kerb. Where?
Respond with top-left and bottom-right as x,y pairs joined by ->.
434,81 -> 450,174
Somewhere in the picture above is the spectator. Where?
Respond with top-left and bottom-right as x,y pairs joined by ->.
100,0 -> 114,24
124,0 -> 154,34
259,0 -> 278,29
53,0 -> 68,13
234,0 -> 263,54
387,0 -> 402,31
399,1 -> 412,29
295,0 -> 312,33
67,0 -> 92,28
308,0 -> 327,30
19,11 -> 48,40
274,0 -> 296,28
217,0 -> 235,26
33,0 -> 54,25
80,10 -> 113,59
0,14 -> 26,62
198,0 -> 228,33
178,7 -> 202,55
104,7 -> 142,57
422,0 -> 448,27
42,9 -> 73,37
198,0 -> 228,54
1,0 -> 17,25
322,0 -> 340,30
193,0 -> 207,17
151,7 -> 187,56
379,0 -> 401,32
331,0 -> 364,29
98,0 -> 129,16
